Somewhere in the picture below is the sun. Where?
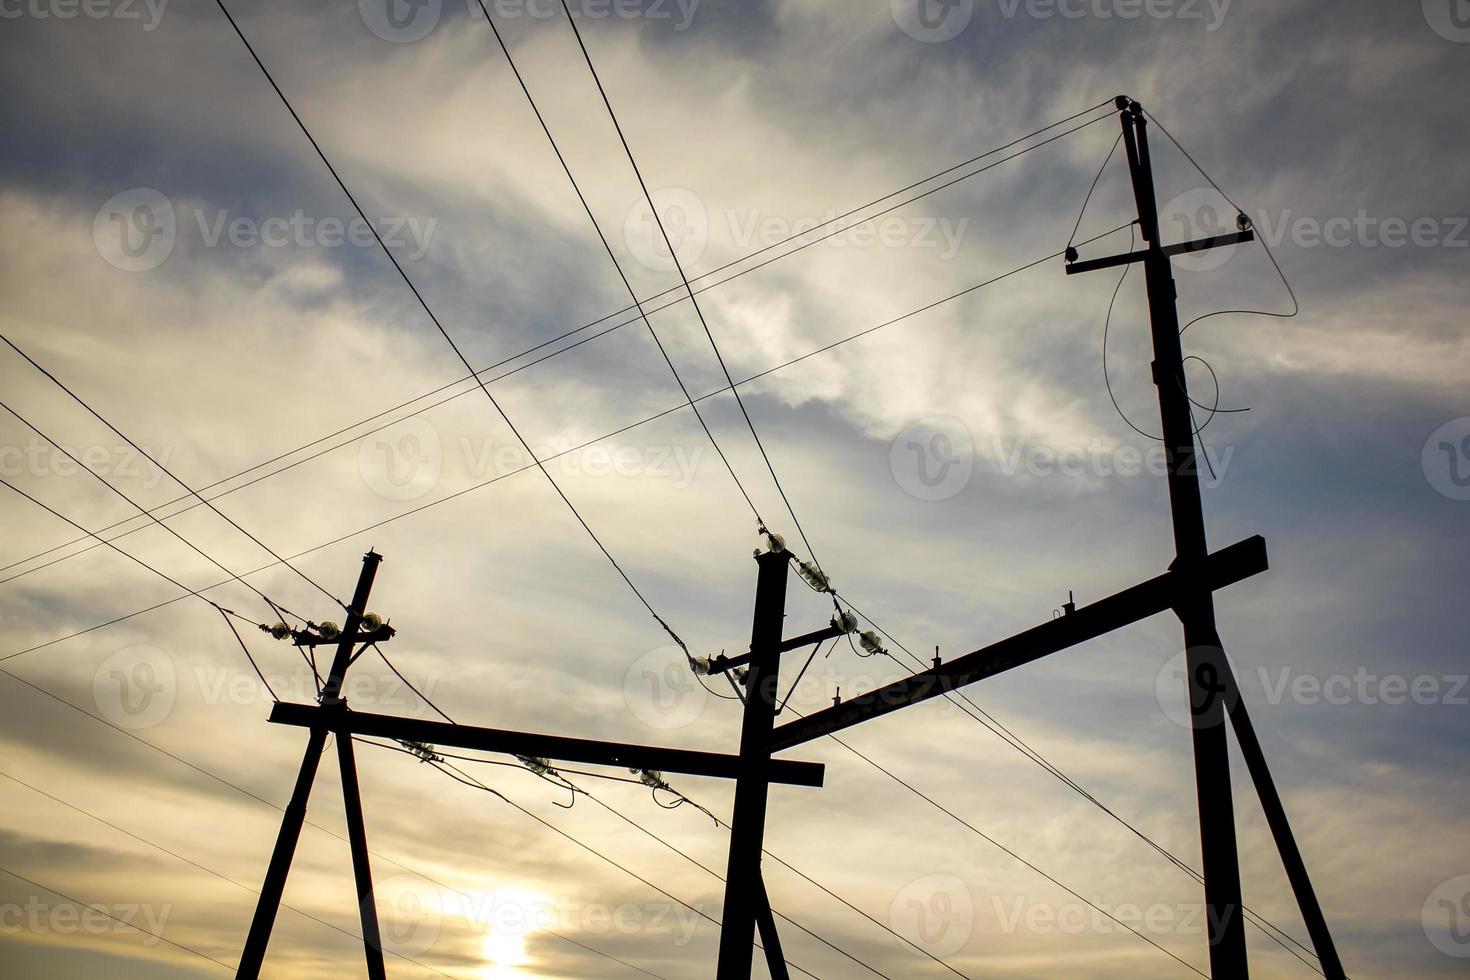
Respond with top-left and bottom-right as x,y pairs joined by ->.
474,885 -> 547,979
481,929 -> 529,973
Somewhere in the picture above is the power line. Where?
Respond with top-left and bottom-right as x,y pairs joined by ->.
0,768 -> 462,978
0,667 -> 673,979
558,0 -> 823,571
472,0 -> 769,537
390,750 -> 829,980
212,0 -> 691,658
363,651 -> 912,976
0,399 -> 307,626
1,334 -> 346,612
0,864 -> 236,973
0,111 -> 1112,589
784,707 -> 1211,979
5,229 -> 1133,663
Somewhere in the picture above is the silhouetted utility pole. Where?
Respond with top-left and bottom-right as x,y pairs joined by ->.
764,97 -> 1345,980
238,549 -> 396,980
700,542 -> 847,980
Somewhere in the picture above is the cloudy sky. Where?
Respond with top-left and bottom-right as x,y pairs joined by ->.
0,0 -> 1466,977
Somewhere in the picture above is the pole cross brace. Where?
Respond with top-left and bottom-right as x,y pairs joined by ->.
768,535 -> 1268,752
1065,229 -> 1256,276
269,703 -> 826,788
704,620 -> 849,676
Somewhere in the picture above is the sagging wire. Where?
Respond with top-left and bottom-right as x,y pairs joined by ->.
216,606 -> 278,702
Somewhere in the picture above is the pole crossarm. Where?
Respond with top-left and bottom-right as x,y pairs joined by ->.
269,703 -> 826,788
769,535 -> 1268,752
1065,229 -> 1256,275
705,621 -> 849,676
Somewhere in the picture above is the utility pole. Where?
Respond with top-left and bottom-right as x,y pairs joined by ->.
1124,95 -> 1246,977
717,546 -> 790,980
237,549 -> 395,980
768,97 -> 1345,979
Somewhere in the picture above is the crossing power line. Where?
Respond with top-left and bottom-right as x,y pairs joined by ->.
0,106 -> 1114,588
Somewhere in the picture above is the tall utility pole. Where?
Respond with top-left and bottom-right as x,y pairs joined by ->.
717,548 -> 791,980
238,549 -> 395,980
1076,95 -> 1345,979
764,97 -> 1344,979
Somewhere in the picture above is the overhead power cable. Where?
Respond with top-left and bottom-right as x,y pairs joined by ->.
836,598 -> 1324,973
5,227 -> 1134,662
0,769 -> 461,978
558,0 -> 821,571
0,864 -> 235,973
0,668 -> 672,978
0,109 -> 1113,587
211,0 -> 691,656
1,334 -> 346,612
472,0 -> 769,537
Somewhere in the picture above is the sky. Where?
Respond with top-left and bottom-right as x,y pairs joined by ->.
0,0 -> 1466,977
